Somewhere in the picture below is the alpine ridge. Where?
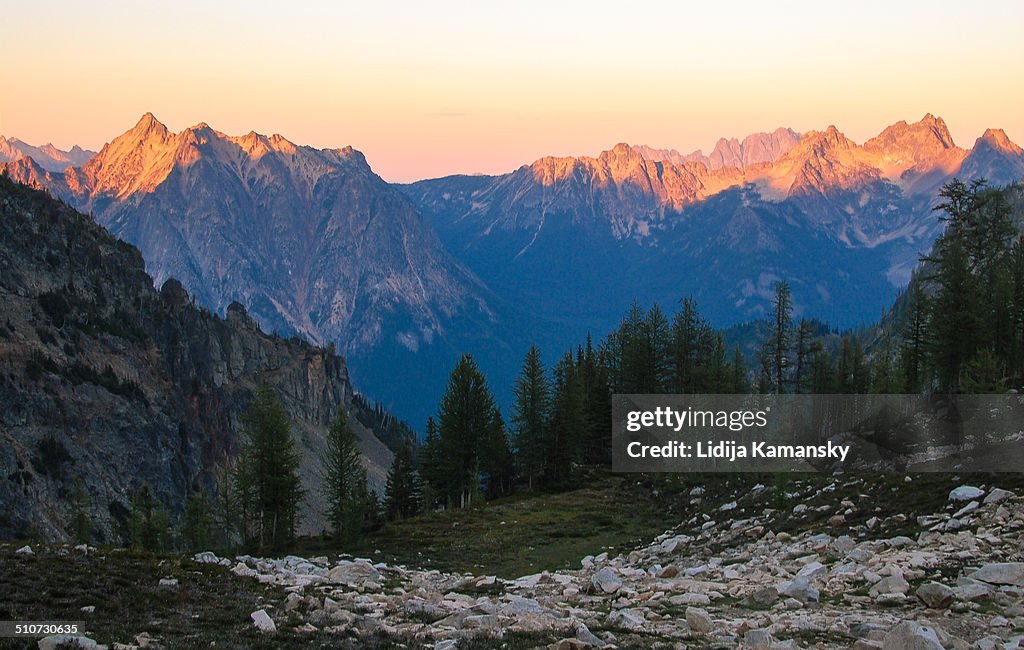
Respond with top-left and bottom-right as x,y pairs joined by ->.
403,115 -> 1024,339
2,114 -> 516,425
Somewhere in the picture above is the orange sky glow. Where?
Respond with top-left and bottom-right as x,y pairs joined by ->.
2,1 -> 1023,182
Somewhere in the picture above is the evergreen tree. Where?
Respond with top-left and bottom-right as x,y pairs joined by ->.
437,353 -> 498,508
511,346 -> 550,489
809,342 -> 834,394
384,443 -> 421,520
233,383 -> 304,550
480,407 -> 515,498
129,485 -> 170,551
761,281 -> 793,393
180,492 -> 214,552
899,282 -> 930,392
836,336 -> 869,393
730,345 -> 750,393
322,409 -> 371,543
69,475 -> 92,544
419,417 -> 445,510
793,319 -> 814,394
668,297 -> 709,393
582,338 -> 613,464
547,351 -> 585,487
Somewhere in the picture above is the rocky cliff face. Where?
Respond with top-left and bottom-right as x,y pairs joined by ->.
0,176 -> 394,542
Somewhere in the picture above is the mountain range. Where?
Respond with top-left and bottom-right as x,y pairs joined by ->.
404,115 -> 1024,331
3,114 -> 1024,426
0,136 -> 95,172
1,115 -> 522,426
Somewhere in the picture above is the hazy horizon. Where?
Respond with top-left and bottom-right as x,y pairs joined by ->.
3,0 -> 1023,182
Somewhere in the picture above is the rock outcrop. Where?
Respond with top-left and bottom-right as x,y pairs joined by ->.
0,176 -> 396,541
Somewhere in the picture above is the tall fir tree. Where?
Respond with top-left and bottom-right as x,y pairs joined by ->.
384,443 -> 421,521
322,409 -> 371,544
437,353 -> 498,508
233,383 -> 304,550
547,351 -> 585,487
761,281 -> 793,393
511,345 -> 550,490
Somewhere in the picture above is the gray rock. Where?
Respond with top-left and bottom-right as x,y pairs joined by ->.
882,620 -> 943,650
948,486 -> 984,502
462,614 -> 499,630
870,575 -> 911,597
284,592 -> 303,612
326,560 -> 381,585
15,545 -> 33,555
250,609 -> 276,633
548,639 -> 590,650
744,628 -> 775,648
685,606 -> 713,634
607,608 -> 645,630
953,579 -> 993,601
915,582 -> 954,609
796,561 -> 827,579
38,636 -> 103,650
984,488 -> 1013,504
668,592 -> 710,606
744,586 -> 779,608
778,577 -> 820,603
951,501 -> 979,518
968,562 -> 1024,586
192,551 -> 220,564
590,567 -> 622,594
434,641 -> 458,650
575,622 -> 604,646
502,595 -> 549,616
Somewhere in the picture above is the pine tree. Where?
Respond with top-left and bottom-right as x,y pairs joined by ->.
384,443 -> 421,520
809,342 -> 834,394
233,383 -> 304,550
69,475 -> 92,544
668,297 -> 709,393
581,335 -> 613,464
761,281 -> 793,393
793,319 -> 814,394
419,417 -> 445,511
511,346 -> 550,490
547,351 -> 584,487
480,407 -> 515,499
437,353 -> 497,508
180,492 -> 214,552
730,345 -> 750,393
900,282 -> 930,392
129,485 -> 170,551
322,409 -> 371,543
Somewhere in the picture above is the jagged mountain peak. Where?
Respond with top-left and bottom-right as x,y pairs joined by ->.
130,111 -> 171,139
978,128 -> 1023,154
864,113 -> 958,157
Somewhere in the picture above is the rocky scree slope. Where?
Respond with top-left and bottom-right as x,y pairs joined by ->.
33,476 -> 1023,649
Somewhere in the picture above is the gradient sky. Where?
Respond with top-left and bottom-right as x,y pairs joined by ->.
3,0 -> 1023,182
